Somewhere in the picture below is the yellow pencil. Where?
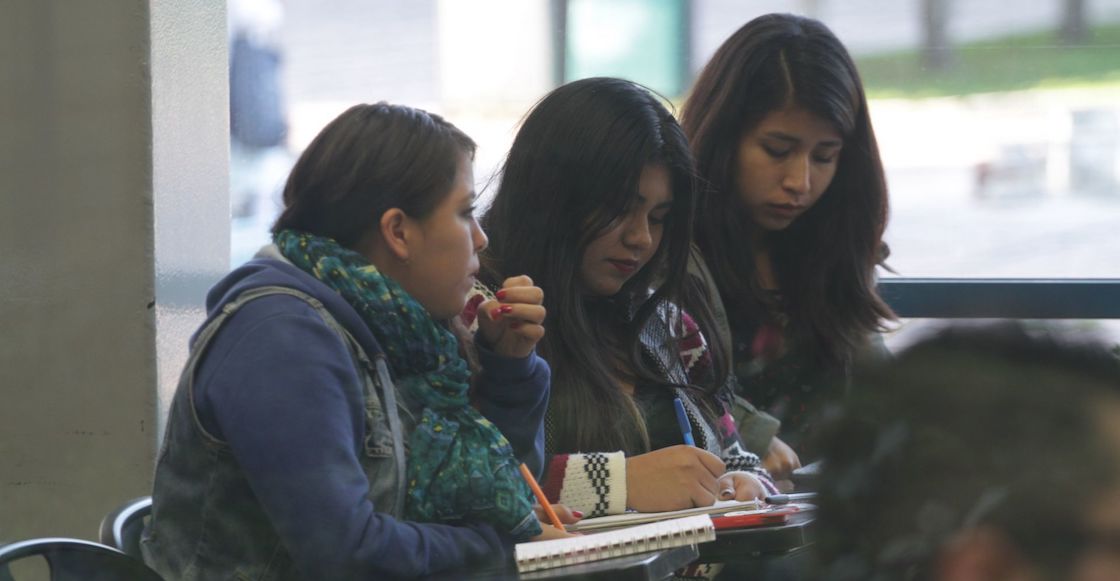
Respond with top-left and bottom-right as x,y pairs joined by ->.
519,463 -> 565,531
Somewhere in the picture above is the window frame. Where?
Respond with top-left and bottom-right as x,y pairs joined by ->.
879,278 -> 1120,319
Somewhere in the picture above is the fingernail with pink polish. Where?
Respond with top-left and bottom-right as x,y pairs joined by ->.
499,305 -> 513,314
490,307 -> 503,319
572,510 -> 584,519
495,289 -> 507,300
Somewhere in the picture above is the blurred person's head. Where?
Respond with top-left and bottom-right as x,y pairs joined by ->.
480,77 -> 711,455
681,12 -> 892,369
814,322 -> 1120,581
272,102 -> 485,319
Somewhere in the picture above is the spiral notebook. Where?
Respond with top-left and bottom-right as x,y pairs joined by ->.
514,514 -> 716,573
566,498 -> 763,533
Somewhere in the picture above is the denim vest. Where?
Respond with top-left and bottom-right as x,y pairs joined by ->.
142,286 -> 412,580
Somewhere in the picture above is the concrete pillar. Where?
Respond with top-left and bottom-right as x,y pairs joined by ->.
0,0 -> 228,540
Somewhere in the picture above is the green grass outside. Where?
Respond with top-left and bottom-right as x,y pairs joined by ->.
856,24 -> 1120,98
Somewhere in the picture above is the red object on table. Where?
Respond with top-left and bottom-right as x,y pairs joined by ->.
711,506 -> 800,531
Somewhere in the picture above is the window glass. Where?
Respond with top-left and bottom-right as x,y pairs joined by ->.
228,0 -> 1120,282
565,0 -> 688,96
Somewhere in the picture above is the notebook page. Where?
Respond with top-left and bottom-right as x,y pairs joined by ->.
515,514 -> 716,573
566,498 -> 763,532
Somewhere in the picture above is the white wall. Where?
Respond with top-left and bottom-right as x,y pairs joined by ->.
436,0 -> 556,108
150,0 -> 232,426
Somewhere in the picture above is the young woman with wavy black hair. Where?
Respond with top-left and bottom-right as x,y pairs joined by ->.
473,78 -> 774,517
681,13 -> 896,463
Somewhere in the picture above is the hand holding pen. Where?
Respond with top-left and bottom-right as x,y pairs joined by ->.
626,398 -> 725,512
676,396 -> 767,503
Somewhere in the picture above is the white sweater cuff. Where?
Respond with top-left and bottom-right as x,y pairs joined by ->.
555,451 -> 628,517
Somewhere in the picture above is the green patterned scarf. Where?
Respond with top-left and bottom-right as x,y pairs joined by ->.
276,230 -> 541,539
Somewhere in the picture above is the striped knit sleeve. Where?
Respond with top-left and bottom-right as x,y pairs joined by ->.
540,452 -> 628,518
713,407 -> 779,494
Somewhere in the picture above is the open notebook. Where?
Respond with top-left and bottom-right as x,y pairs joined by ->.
515,514 -> 716,573
566,498 -> 763,533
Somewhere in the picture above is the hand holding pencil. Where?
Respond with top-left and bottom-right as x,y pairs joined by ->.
519,463 -> 583,541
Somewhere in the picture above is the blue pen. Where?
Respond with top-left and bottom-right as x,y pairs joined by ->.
672,397 -> 695,446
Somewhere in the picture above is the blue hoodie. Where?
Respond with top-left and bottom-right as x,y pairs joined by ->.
151,251 -> 549,579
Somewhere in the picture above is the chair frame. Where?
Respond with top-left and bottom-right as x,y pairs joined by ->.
0,536 -> 163,580
97,496 -> 152,558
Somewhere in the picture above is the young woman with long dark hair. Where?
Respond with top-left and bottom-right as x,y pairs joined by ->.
681,14 -> 895,463
472,78 -> 774,517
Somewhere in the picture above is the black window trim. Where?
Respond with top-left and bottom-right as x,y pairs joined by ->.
879,278 -> 1120,319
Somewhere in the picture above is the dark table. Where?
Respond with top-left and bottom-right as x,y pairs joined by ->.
700,512 -> 816,580
700,512 -> 814,563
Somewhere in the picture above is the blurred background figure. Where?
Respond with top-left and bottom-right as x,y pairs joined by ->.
813,321 -> 1120,581
228,0 -> 294,265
